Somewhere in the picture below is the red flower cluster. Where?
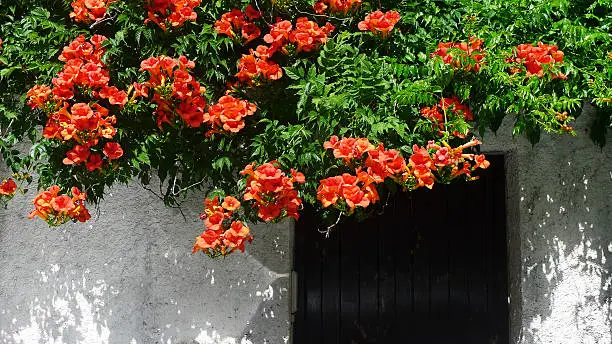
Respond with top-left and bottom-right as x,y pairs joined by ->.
263,18 -> 335,54
291,18 -> 335,53
236,53 -> 284,85
214,6 -> 262,44
144,0 -> 200,31
323,136 -> 375,164
439,96 -> 473,120
139,55 -> 208,128
313,0 -> 362,14
70,0 -> 116,23
232,17 -> 334,85
420,96 -> 473,138
28,186 -> 91,226
365,143 -> 407,183
26,85 -> 52,110
405,144 -> 436,188
240,161 -> 306,222
262,20 -> 292,50
319,136 -> 406,211
193,196 -> 254,257
323,136 -> 406,182
320,135 -> 489,205
59,34 -> 107,63
0,178 -> 17,197
26,35 -> 125,172
41,35 -> 116,102
51,103 -> 123,171
204,95 -> 257,136
402,138 -> 489,189
507,42 -> 566,79
358,10 -> 401,38
318,172 -> 379,210
431,37 -> 485,72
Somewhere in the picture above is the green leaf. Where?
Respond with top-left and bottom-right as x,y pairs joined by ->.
212,156 -> 232,172
284,67 -> 303,80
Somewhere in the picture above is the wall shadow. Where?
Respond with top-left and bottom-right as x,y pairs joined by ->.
484,108 -> 612,344
0,177 -> 294,344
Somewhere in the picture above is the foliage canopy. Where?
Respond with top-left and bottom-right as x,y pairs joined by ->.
0,0 -> 610,255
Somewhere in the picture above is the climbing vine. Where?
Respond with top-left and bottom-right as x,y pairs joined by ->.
0,0 -> 611,257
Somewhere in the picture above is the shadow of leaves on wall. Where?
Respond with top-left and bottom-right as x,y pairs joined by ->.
0,180 -> 293,344
485,108 -> 612,344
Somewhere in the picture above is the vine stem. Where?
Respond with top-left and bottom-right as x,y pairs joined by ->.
292,6 -> 353,22
140,181 -> 188,221
376,192 -> 391,215
139,182 -> 165,201
254,0 -> 272,26
318,211 -> 342,238
0,119 -> 14,138
89,14 -> 117,29
171,178 -> 206,196
171,175 -> 178,195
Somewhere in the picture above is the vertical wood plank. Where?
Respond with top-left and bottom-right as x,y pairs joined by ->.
446,180 -> 470,341
321,219 -> 341,344
358,215 -> 379,343
304,209 -> 323,343
470,173 -> 489,343
393,192 -> 414,338
469,177 -> 488,313
339,216 -> 360,343
410,185 -> 436,343
430,184 -> 450,317
377,194 -> 397,341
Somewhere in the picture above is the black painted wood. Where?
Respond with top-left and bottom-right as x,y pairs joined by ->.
294,155 -> 509,344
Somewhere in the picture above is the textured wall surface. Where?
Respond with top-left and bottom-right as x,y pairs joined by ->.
0,181 -> 294,343
482,106 -> 612,344
1,107 -> 611,344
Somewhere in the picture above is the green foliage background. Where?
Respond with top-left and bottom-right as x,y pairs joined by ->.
0,0 -> 611,223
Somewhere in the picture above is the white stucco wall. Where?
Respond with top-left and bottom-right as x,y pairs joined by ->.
482,106 -> 612,344
0,106 -> 611,344
0,182 -> 294,344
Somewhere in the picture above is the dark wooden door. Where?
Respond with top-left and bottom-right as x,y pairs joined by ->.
293,155 -> 508,344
